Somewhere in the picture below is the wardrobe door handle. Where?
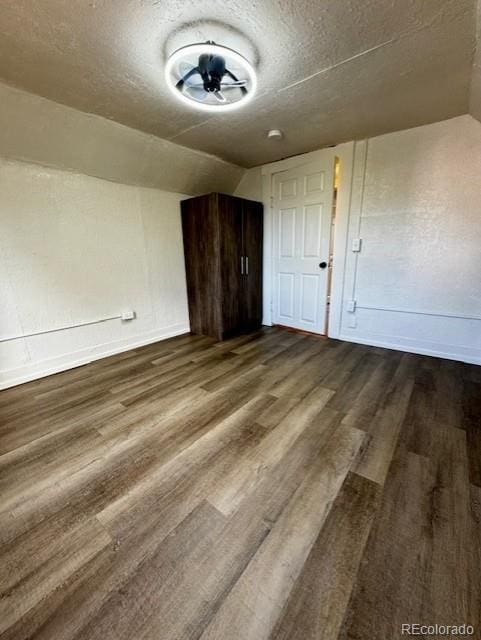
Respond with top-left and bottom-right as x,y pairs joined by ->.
241,256 -> 244,275
245,256 -> 249,275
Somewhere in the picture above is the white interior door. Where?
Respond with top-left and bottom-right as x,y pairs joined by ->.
272,156 -> 335,334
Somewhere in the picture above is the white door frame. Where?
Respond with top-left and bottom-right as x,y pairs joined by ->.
271,159 -> 334,334
260,141 -> 355,338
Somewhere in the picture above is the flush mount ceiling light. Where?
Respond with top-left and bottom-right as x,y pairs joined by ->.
165,42 -> 257,113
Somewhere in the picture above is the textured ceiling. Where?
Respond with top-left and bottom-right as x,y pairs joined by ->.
470,0 -> 481,121
0,0 -> 477,167
0,82 -> 244,195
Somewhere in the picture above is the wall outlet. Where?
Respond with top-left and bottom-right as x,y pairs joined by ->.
121,309 -> 136,321
347,315 -> 357,329
346,299 -> 356,313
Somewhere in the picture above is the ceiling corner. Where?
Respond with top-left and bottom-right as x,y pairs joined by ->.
469,0 -> 481,122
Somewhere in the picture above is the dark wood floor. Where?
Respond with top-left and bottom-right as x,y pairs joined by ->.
0,327 -> 480,639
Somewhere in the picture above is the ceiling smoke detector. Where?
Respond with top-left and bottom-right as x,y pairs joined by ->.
165,42 -> 257,113
267,129 -> 283,140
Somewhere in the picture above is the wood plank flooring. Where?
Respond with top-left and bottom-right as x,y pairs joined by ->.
0,326 -> 480,639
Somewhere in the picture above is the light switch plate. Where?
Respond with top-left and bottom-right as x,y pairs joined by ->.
351,238 -> 362,252
346,300 -> 356,312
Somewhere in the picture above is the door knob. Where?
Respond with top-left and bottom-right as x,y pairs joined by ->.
319,261 -> 327,269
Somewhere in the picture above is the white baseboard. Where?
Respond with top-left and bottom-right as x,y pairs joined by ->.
338,332 -> 481,366
0,322 -> 190,390
3,322 -> 477,391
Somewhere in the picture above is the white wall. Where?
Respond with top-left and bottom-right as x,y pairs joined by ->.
335,115 -> 481,364
0,157 -> 190,388
260,115 -> 481,365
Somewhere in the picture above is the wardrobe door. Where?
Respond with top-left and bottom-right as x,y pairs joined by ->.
242,200 -> 263,331
181,194 -> 222,339
218,194 -> 244,339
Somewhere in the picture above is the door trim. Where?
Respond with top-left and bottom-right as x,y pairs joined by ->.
271,160 -> 334,335
260,142 -> 355,339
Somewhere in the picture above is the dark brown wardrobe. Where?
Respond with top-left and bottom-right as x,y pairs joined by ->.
181,193 -> 263,340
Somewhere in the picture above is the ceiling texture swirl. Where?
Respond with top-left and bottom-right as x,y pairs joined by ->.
0,0 -> 480,168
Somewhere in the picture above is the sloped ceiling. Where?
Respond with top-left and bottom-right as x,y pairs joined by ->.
0,83 -> 244,194
470,0 -> 481,121
0,0 -> 478,167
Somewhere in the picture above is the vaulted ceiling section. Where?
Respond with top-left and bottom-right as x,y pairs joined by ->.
0,0 -> 479,168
